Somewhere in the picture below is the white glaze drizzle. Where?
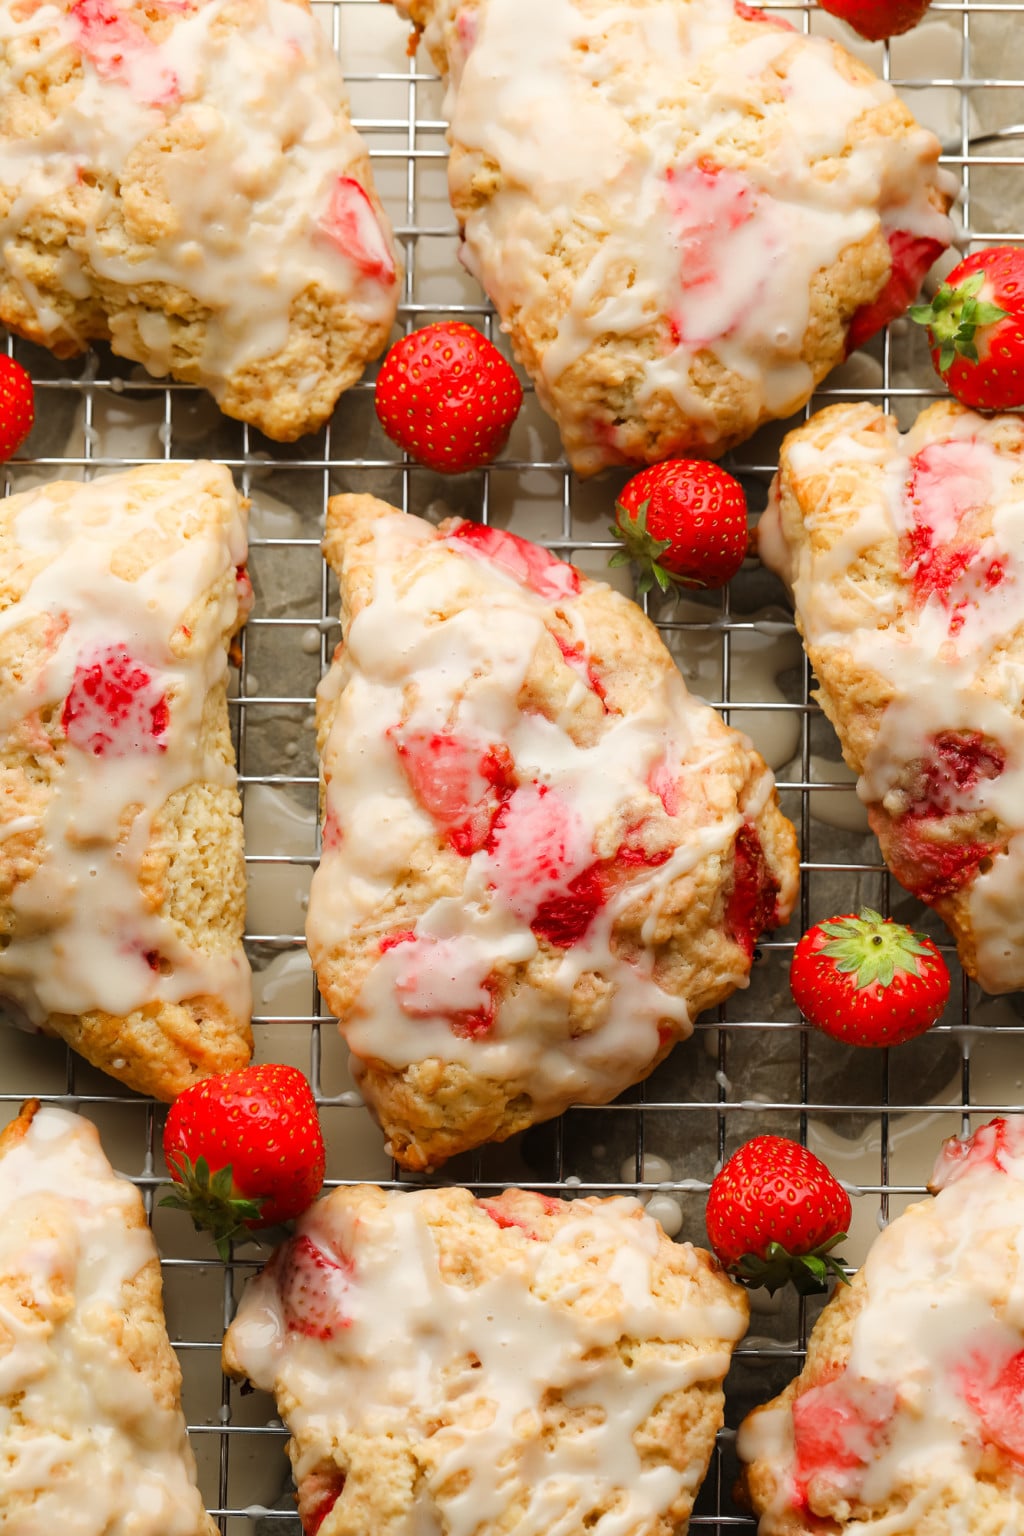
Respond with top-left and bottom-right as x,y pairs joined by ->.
0,0 -> 398,395
306,510 -> 786,1111
760,406 -> 1024,993
738,1117 -> 1024,1530
0,1105 -> 211,1535
227,1189 -> 747,1536
0,462 -> 251,1026
395,0 -> 953,471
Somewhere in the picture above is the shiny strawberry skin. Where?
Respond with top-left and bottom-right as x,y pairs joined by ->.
375,321 -> 523,473
0,355 -> 34,460
816,0 -> 930,39
706,1136 -> 851,1293
911,247 -> 1024,411
162,1064 -> 326,1254
790,908 -> 950,1048
610,460 -> 748,593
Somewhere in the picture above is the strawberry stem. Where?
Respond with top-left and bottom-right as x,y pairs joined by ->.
909,271 -> 1009,374
815,907 -> 934,989
730,1234 -> 851,1296
610,499 -> 676,596
160,1152 -> 264,1262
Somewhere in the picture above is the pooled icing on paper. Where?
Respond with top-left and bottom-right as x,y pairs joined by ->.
738,1117 -> 1024,1531
227,1188 -> 747,1536
0,1104 -> 211,1535
760,406 -> 1024,993
0,0 -> 398,391
0,463 -> 251,1027
306,510 -> 787,1109
395,0 -> 954,471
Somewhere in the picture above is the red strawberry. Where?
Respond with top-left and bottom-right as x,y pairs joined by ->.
910,247 -> 1024,410
609,460 -> 748,594
62,644 -> 169,756
705,1135 -> 851,1295
161,1065 -> 326,1259
375,322 -> 523,474
268,1232 -> 353,1340
816,0 -> 931,39
0,355 -> 34,460
790,908 -> 950,1048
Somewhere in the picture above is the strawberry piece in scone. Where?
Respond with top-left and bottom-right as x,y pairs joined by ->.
761,399 -> 1024,993
62,644 -> 170,756
739,1116 -> 1024,1533
223,1186 -> 748,1536
307,494 -> 798,1170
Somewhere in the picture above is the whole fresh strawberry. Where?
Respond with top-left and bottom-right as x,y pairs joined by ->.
790,908 -> 950,1048
816,0 -> 930,39
374,321 -> 523,473
910,247 -> 1024,410
0,355 -> 34,459
706,1136 -> 851,1295
609,460 -> 747,594
162,1064 -> 326,1259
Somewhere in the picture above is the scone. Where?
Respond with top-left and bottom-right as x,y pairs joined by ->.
0,461 -> 253,1098
223,1184 -> 749,1536
738,1116 -> 1024,1534
0,0 -> 400,442
0,1099 -> 215,1536
306,496 -> 799,1169
390,0 -> 953,475
759,399 -> 1024,994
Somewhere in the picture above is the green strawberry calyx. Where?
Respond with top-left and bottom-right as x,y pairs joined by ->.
160,1152 -> 264,1262
609,497 -> 686,596
816,907 -> 934,988
730,1234 -> 851,1297
909,270 -> 1009,374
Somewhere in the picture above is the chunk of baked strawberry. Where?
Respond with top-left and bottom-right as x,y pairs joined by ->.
69,0 -> 180,105
551,632 -> 609,709
271,1234 -> 352,1340
953,1341 -> 1024,1466
725,823 -> 782,959
485,782 -> 594,922
391,728 -> 515,854
391,934 -> 497,1038
648,755 -> 683,817
297,1469 -> 347,1536
791,1375 -> 897,1509
317,176 -> 396,285
446,521 -> 582,601
845,232 -> 947,354
62,644 -> 170,757
930,1117 -> 1021,1191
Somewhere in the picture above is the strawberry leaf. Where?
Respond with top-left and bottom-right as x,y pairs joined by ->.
910,268 -> 1009,370
731,1235 -> 851,1297
160,1151 -> 265,1262
816,908 -> 934,990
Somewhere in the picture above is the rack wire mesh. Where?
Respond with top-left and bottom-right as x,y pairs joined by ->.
2,0 -> 1023,1530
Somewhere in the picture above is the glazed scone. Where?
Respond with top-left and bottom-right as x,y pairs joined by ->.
0,462 -> 252,1098
223,1184 -> 749,1536
738,1116 -> 1024,1535
759,400 -> 1024,994
306,496 -> 799,1169
390,0 -> 953,475
0,0 -> 400,442
0,1100 -> 215,1536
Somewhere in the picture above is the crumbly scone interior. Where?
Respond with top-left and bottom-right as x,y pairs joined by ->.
223,1183 -> 749,1536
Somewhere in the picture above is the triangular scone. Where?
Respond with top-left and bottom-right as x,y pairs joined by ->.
0,462 -> 252,1098
390,0 -> 952,475
760,400 -> 1024,993
738,1117 -> 1024,1534
224,1184 -> 749,1536
306,497 -> 799,1169
0,0 -> 400,442
0,1100 -> 215,1536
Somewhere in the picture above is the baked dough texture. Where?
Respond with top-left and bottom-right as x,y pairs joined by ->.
738,1116 -> 1024,1535
759,400 -> 1024,994
305,496 -> 799,1169
0,1099 -> 215,1536
0,0 -> 401,442
223,1183 -> 749,1536
391,0 -> 953,475
0,461 -> 252,1099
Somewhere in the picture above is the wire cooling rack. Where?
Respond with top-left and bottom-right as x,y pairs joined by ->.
2,1 -> 1024,1530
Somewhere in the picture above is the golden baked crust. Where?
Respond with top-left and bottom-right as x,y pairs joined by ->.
0,1099 -> 215,1534
738,1117 -> 1024,1533
306,494 -> 799,1169
0,0 -> 401,442
392,0 -> 952,474
760,399 -> 1024,994
0,462 -> 252,1098
223,1184 -> 750,1536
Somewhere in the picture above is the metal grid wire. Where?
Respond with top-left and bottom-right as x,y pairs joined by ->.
2,1 -> 1024,1530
